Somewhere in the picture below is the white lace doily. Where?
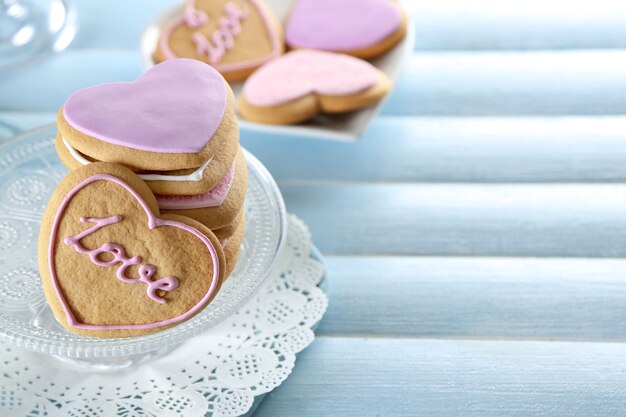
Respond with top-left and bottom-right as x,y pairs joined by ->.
0,215 -> 328,417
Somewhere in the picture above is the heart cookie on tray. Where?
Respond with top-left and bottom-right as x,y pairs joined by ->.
238,49 -> 391,124
155,0 -> 284,81
38,163 -> 226,338
285,0 -> 407,60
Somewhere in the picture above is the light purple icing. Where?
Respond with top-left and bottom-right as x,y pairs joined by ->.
62,59 -> 227,154
285,0 -> 402,51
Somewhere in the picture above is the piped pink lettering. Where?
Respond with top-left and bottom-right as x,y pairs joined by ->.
63,216 -> 179,304
189,2 -> 248,64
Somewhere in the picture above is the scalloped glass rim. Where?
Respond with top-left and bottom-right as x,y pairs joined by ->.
0,124 -> 287,359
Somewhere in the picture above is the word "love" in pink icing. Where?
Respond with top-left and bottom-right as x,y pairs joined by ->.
186,2 -> 248,65
64,216 -> 179,304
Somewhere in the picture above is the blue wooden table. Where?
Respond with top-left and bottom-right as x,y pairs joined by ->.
4,1 -> 626,415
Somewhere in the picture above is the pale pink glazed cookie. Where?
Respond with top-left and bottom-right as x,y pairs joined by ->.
58,59 -> 239,172
285,0 -> 407,59
238,50 -> 391,124
38,162 -> 226,338
155,0 -> 284,82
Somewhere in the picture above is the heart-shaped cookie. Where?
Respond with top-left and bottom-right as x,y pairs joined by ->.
156,0 -> 284,82
59,59 -> 238,172
38,163 -> 226,338
239,50 -> 391,124
285,0 -> 406,59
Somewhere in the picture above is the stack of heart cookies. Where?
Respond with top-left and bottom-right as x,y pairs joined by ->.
39,58 -> 249,337
54,59 -> 247,280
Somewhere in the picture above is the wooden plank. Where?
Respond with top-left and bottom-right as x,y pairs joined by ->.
69,0 -> 178,49
281,183 -> 626,256
67,0 -> 626,52
7,114 -> 626,183
0,50 -> 143,111
254,337 -> 626,417
409,0 -> 626,51
6,50 -> 626,117
385,50 -> 626,116
319,256 -> 626,339
243,116 -> 626,183
7,114 -> 626,184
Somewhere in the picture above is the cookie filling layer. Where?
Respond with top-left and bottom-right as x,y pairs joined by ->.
156,163 -> 236,209
63,137 -> 212,183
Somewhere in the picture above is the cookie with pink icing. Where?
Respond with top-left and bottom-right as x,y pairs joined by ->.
57,59 -> 239,175
38,162 -> 226,338
155,0 -> 284,81
239,49 -> 391,124
285,0 -> 407,59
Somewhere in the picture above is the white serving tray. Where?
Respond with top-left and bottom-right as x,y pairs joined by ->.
140,0 -> 415,141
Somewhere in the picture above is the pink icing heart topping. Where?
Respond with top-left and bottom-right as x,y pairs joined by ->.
242,50 -> 380,106
285,0 -> 402,51
63,59 -> 227,154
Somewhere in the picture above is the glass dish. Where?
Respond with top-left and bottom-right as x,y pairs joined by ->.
0,124 -> 287,364
0,0 -> 76,72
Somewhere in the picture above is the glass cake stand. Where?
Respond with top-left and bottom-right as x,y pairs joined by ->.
0,124 -> 287,368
